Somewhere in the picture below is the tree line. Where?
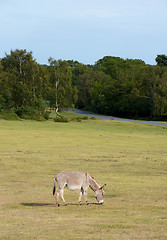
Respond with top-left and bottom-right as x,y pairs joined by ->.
0,49 -> 167,120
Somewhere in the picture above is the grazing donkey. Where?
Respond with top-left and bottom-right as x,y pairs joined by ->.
53,171 -> 106,206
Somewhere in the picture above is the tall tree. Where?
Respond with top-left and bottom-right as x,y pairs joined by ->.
48,58 -> 77,116
1,49 -> 49,116
155,55 -> 167,66
76,70 -> 110,112
0,62 -> 13,109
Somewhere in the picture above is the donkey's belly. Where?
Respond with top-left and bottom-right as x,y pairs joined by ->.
66,184 -> 80,191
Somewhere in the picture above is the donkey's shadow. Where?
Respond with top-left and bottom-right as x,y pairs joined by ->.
21,202 -> 99,207
21,203 -> 55,207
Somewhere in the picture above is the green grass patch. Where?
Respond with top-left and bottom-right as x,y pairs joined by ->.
0,117 -> 167,239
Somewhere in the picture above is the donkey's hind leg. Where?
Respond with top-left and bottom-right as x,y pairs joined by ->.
55,190 -> 60,206
59,188 -> 67,205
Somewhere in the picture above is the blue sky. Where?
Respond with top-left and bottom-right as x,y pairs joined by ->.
0,0 -> 167,65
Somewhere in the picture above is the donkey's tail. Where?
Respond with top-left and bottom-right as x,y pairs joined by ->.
53,177 -> 56,196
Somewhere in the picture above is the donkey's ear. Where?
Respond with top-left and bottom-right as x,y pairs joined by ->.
100,184 -> 106,189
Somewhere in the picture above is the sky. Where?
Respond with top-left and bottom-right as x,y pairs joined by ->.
0,0 -> 167,65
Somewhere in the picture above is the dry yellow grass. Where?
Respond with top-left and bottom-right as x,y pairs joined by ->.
0,115 -> 167,239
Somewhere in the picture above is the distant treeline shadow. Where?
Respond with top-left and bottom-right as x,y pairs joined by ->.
21,202 -> 55,207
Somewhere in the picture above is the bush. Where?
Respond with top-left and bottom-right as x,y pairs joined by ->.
69,117 -> 82,122
15,106 -> 49,121
21,114 -> 46,121
0,109 -> 20,120
15,106 -> 35,117
54,117 -> 69,122
43,111 -> 50,120
75,117 -> 82,122
82,116 -> 89,120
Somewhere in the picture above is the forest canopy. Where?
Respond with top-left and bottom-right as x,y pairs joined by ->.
0,49 -> 167,120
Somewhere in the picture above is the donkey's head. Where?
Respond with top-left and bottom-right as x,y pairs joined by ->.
94,184 -> 106,204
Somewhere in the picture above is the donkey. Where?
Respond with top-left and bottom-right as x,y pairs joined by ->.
53,171 -> 106,206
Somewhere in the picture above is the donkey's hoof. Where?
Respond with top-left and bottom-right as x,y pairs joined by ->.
86,202 -> 89,205
57,204 -> 60,207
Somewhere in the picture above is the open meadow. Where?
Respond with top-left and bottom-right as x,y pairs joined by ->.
0,112 -> 167,240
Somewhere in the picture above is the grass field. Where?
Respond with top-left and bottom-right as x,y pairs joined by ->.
0,112 -> 167,240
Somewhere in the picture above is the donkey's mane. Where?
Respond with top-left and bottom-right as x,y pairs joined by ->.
89,175 -> 100,192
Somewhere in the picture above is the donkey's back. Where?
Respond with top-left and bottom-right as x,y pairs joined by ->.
55,171 -> 89,190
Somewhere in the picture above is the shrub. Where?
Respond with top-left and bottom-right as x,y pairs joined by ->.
75,117 -> 82,122
15,106 -> 37,117
82,116 -> 89,120
0,109 -> 20,120
15,106 -> 49,121
54,117 -> 69,122
43,111 -> 50,120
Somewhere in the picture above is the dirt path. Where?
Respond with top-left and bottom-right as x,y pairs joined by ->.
68,109 -> 167,127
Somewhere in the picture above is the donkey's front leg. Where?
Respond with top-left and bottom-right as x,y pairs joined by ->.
84,190 -> 89,205
79,187 -> 84,205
